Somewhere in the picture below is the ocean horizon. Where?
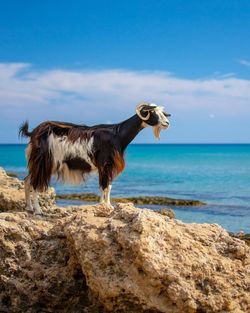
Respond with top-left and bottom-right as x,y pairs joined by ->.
1,143 -> 250,233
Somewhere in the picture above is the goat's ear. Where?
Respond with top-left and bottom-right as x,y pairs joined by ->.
163,112 -> 171,117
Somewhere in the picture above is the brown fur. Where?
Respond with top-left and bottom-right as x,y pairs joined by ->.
112,150 -> 125,177
27,141 -> 53,191
30,121 -> 91,142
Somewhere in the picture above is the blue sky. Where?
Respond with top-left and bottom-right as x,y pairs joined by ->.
0,0 -> 250,143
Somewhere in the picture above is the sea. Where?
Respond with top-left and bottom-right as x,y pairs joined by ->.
0,143 -> 249,233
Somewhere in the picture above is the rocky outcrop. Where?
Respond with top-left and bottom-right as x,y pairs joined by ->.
6,171 -> 18,178
0,168 -> 55,212
65,204 -> 250,313
56,192 -> 206,206
0,210 -> 104,313
0,168 -> 249,313
230,232 -> 250,247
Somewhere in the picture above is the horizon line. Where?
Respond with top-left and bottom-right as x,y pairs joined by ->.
0,142 -> 250,145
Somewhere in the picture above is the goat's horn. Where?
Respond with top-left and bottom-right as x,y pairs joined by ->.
136,103 -> 150,121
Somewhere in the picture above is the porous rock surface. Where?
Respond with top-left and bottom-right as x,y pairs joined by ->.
0,168 -> 249,313
0,168 -> 55,212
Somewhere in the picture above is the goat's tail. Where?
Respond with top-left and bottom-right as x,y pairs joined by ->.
19,121 -> 32,138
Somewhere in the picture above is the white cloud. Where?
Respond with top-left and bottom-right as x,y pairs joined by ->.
0,63 -> 250,124
237,59 -> 250,67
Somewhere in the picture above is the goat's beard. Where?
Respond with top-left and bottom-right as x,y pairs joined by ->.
153,125 -> 162,140
153,124 -> 169,140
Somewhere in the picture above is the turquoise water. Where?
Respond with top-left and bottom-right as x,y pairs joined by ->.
0,144 -> 250,233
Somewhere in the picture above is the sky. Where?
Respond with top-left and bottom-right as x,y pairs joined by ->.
0,0 -> 250,143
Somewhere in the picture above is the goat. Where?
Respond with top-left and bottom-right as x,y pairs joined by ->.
19,102 -> 171,214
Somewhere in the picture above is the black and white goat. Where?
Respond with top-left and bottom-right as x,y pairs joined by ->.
19,103 -> 170,214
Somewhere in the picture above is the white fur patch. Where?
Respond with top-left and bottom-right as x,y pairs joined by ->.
48,134 -> 96,184
154,106 -> 170,127
153,106 -> 170,139
58,163 -> 85,185
142,105 -> 170,140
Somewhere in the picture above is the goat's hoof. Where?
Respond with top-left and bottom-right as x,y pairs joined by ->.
100,202 -> 114,209
35,212 -> 43,216
25,205 -> 34,213
34,207 -> 43,216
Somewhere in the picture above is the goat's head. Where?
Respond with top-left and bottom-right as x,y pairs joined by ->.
136,102 -> 171,139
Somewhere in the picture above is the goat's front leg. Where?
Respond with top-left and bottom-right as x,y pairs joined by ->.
99,166 -> 113,207
105,184 -> 112,205
100,184 -> 112,206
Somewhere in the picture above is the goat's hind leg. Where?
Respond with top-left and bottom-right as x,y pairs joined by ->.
24,176 -> 33,213
24,176 -> 43,215
32,188 -> 43,215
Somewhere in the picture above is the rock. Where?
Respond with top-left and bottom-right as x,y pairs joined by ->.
65,203 -> 250,313
57,192 -> 206,206
230,232 -> 250,247
0,211 -> 104,313
155,208 -> 175,219
0,167 -> 56,212
6,171 -> 18,178
0,168 -> 249,312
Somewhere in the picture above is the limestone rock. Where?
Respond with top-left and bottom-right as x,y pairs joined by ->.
0,167 -> 55,212
156,207 -> 175,219
0,211 -> 103,313
0,168 -> 249,312
65,203 -> 250,313
56,192 -> 205,206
